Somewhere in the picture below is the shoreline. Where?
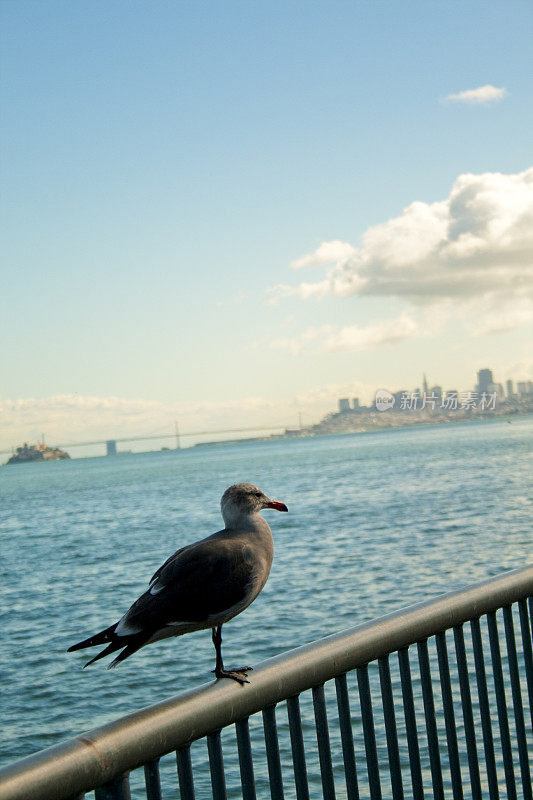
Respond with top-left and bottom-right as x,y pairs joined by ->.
2,411 -> 530,464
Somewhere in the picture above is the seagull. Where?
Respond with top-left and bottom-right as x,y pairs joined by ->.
68,483 -> 288,684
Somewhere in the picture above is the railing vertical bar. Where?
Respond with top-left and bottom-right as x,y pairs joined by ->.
235,717 -> 257,800
286,695 -> 310,800
207,730 -> 227,800
176,746 -> 195,800
95,773 -> 131,800
529,597 -> 533,643
397,648 -> 424,800
435,631 -> 464,800
357,664 -> 382,800
470,618 -> 500,800
335,674 -> 360,800
503,605 -> 532,800
417,639 -> 445,800
453,625 -> 482,800
378,656 -> 404,800
263,705 -> 285,800
313,684 -> 337,800
144,759 -> 162,800
487,611 -> 518,800
518,598 -> 533,725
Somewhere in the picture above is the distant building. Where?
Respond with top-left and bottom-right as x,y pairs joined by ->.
477,368 -> 494,395
338,398 -> 351,413
506,379 -> 514,397
431,385 -> 443,402
106,440 -> 117,456
518,381 -> 533,397
352,397 -> 360,410
491,383 -> 504,401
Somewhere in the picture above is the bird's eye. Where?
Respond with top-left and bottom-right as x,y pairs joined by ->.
253,491 -> 262,498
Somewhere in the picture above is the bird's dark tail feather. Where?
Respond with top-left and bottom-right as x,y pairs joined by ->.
69,627 -> 150,669
108,639 -> 147,669
83,640 -> 123,668
67,624 -> 117,653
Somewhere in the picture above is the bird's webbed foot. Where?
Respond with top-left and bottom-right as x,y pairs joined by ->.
213,666 -> 253,684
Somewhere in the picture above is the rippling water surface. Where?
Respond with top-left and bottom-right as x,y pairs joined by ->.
1,417 -> 532,794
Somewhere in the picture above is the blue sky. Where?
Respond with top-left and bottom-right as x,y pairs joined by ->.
1,1 -> 532,448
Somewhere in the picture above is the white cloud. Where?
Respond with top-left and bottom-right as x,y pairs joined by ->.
273,168 -> 533,335
291,240 -> 356,269
271,313 -> 419,355
444,85 -> 507,104
267,279 -> 330,306
324,313 -> 419,351
459,294 -> 533,336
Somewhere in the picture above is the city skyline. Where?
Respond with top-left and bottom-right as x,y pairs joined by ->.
1,2 -> 532,452
338,367 -> 533,415
2,365 -> 532,456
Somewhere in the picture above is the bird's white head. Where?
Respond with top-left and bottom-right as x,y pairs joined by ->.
221,483 -> 288,527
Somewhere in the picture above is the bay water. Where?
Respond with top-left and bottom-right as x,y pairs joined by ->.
1,417 -> 532,795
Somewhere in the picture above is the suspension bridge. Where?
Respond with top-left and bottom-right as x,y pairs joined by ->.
0,422 -> 298,457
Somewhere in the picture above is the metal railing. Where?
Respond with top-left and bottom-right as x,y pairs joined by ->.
1,565 -> 532,800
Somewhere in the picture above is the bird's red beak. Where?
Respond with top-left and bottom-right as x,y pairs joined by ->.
265,500 -> 288,512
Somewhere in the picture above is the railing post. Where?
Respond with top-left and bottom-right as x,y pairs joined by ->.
417,639 -> 444,800
313,684 -> 336,800
286,695 -> 310,800
436,631 -> 464,800
453,625 -> 482,800
94,774 -> 130,800
335,674 -> 360,800
518,598 -> 533,727
378,655 -> 404,800
207,730 -> 227,800
397,647 -> 424,800
487,611 -> 517,800
263,705 -> 285,800
176,745 -> 195,800
144,760 -> 162,800
470,617 -> 500,800
235,717 -> 257,800
503,606 -> 532,800
357,665 -> 382,800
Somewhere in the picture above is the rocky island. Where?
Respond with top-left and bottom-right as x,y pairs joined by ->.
7,443 -> 71,464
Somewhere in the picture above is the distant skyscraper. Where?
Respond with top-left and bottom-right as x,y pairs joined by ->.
106,440 -> 117,456
477,368 -> 494,395
338,398 -> 350,413
352,397 -> 360,410
423,373 -> 429,395
518,381 -> 533,397
431,385 -> 443,404
506,379 -> 514,398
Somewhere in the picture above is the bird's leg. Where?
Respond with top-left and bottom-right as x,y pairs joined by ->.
211,624 -> 252,685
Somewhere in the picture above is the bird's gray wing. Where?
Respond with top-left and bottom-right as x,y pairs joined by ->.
120,534 -> 255,634
148,545 -> 188,589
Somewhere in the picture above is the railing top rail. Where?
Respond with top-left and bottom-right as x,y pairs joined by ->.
2,564 -> 533,800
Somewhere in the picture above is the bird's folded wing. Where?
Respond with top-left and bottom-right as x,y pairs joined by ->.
121,534 -> 255,632
148,545 -> 187,589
